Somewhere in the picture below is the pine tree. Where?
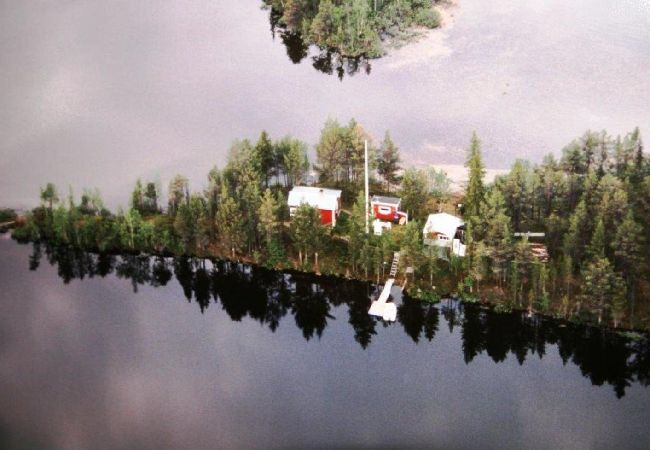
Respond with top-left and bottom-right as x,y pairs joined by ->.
399,169 -> 427,220
236,165 -> 262,253
204,167 -> 222,240
130,179 -> 145,213
217,183 -> 245,258
347,192 -> 368,273
315,118 -> 347,184
174,194 -> 207,254
595,175 -> 628,243
588,218 -> 605,260
582,256 -> 624,325
563,199 -> 588,273
144,182 -> 159,214
253,130 -> 276,187
613,210 -> 644,320
258,188 -> 279,247
290,204 -> 324,268
376,131 -> 401,192
614,135 -> 633,179
426,167 -> 452,202
469,241 -> 488,294
168,175 -> 189,216
265,238 -> 287,269
346,118 -> 373,184
464,132 -> 486,221
400,220 -> 423,272
121,208 -> 143,251
360,237 -> 375,278
40,182 -> 59,212
278,136 -> 309,187
482,189 -> 512,286
501,160 -> 530,231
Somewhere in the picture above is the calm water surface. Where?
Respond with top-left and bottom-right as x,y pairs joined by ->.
1,236 -> 649,448
1,0 -> 649,207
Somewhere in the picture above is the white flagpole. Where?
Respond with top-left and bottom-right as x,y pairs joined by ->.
365,139 -> 369,234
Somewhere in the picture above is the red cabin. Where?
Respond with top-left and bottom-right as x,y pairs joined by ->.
288,186 -> 342,227
371,196 -> 408,224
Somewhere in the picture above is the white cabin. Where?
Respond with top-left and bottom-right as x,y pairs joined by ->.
287,186 -> 342,227
423,212 -> 466,257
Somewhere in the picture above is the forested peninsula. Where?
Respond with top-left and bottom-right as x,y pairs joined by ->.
9,121 -> 650,331
264,0 -> 445,76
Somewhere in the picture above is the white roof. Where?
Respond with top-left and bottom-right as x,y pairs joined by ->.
423,213 -> 464,239
287,186 -> 342,211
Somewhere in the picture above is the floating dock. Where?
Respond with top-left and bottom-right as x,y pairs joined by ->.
369,252 -> 400,322
368,278 -> 397,321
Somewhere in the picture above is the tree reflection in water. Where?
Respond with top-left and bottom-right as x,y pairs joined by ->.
268,7 -> 371,80
30,243 -> 650,398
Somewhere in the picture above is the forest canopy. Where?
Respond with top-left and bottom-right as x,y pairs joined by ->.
263,0 -> 443,74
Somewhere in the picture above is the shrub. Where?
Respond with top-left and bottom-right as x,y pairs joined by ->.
414,8 -> 441,28
0,208 -> 17,222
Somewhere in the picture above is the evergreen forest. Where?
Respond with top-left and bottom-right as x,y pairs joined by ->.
9,120 -> 650,331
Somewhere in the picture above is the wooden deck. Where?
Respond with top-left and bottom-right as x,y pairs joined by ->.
368,278 -> 397,321
368,252 -> 401,322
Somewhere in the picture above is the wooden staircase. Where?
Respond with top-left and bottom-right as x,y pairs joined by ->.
389,252 -> 400,277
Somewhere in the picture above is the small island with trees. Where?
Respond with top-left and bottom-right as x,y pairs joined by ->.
264,0 -> 447,77
7,120 -> 650,332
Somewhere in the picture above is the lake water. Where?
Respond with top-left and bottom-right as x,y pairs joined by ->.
1,236 -> 649,448
1,0 -> 649,208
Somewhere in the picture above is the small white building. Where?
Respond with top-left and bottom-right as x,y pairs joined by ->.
287,186 -> 342,227
423,212 -> 466,257
373,219 -> 392,236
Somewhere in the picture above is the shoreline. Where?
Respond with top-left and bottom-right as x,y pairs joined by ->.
7,231 -> 648,337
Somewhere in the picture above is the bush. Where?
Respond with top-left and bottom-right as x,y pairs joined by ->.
0,208 -> 17,223
11,220 -> 39,243
414,8 -> 441,28
332,211 -> 350,235
494,303 -> 513,314
265,239 -> 288,269
536,295 -> 550,312
414,288 -> 440,303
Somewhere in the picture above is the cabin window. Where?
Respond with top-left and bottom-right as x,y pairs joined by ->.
378,206 -> 391,215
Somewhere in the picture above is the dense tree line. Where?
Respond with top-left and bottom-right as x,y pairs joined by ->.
11,122 -> 650,329
11,118 -> 450,305
14,131 -> 312,269
460,128 -> 649,329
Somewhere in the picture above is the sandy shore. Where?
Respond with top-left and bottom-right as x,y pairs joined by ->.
426,163 -> 509,191
383,0 -> 460,69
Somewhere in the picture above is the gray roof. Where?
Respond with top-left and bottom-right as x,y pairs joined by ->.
371,195 -> 401,205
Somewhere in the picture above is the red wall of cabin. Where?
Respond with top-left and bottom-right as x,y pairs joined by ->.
320,209 -> 333,225
373,204 -> 396,221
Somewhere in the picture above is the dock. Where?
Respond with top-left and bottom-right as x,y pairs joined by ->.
368,252 -> 400,322
368,278 -> 397,321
